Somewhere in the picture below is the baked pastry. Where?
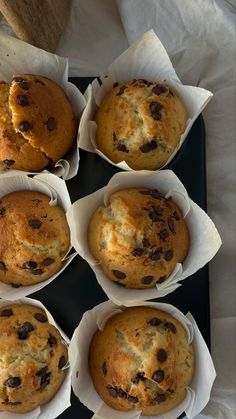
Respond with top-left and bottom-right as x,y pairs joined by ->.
88,188 -> 189,288
0,74 -> 76,172
0,303 -> 68,413
95,79 -> 188,170
89,306 -> 194,416
0,190 -> 70,287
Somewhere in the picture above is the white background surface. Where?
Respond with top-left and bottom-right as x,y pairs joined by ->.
0,0 -> 235,418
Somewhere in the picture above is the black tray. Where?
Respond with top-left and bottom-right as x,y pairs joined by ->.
32,77 -> 210,418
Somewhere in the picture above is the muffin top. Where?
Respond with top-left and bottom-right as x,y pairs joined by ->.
89,306 -> 194,416
95,79 -> 187,170
0,303 -> 68,413
0,190 -> 70,287
0,74 -> 76,172
88,188 -> 189,289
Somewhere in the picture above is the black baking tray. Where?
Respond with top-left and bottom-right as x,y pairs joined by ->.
31,77 -> 210,418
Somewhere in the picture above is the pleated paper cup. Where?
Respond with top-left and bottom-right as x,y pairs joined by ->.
69,300 -> 216,419
78,29 -> 213,171
0,173 -> 76,299
0,297 -> 71,419
0,33 -> 86,179
67,170 -> 221,305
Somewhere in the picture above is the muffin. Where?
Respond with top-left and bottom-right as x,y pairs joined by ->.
0,74 -> 77,172
0,190 -> 70,287
88,188 -> 189,289
89,306 -> 194,416
95,79 -> 187,170
0,303 -> 68,413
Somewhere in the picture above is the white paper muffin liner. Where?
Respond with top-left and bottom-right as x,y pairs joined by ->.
69,300 -> 216,419
0,297 -> 71,419
66,170 -> 222,305
0,173 -> 77,299
0,33 -> 86,180
78,29 -> 213,171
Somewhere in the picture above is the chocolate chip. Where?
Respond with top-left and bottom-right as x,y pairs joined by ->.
168,217 -> 175,234
117,142 -> 128,152
11,282 -> 21,288
3,159 -> 15,167
40,371 -> 51,389
152,85 -> 167,95
112,270 -> 126,280
2,398 -> 22,406
127,395 -> 138,403
47,117 -> 57,131
117,388 -> 127,398
22,260 -> 37,269
0,308 -> 13,317
28,219 -> 42,229
58,355 -> 67,369
34,313 -> 47,322
16,94 -> 29,106
155,393 -> 166,403
42,257 -> 55,266
35,79 -> 45,85
32,269 -> 43,275
150,101 -> 162,120
152,369 -> 164,383
102,361 -> 107,375
149,317 -> 162,326
107,386 -> 118,398
18,120 -> 31,131
142,238 -> 150,247
116,85 -> 127,96
13,76 -> 25,83
132,372 -> 145,384
173,211 -> 180,220
157,349 -> 167,362
141,275 -> 154,284
164,322 -> 176,334
138,79 -> 152,86
0,207 -> 6,215
140,140 -> 157,153
156,275 -> 166,284
131,248 -> 144,257
112,132 -> 117,142
165,249 -> 173,261
150,250 -> 161,261
48,334 -> 57,346
0,261 -> 7,271
18,322 -> 34,340
149,206 -> 163,221
113,82 -> 118,88
19,80 -> 29,90
36,367 -> 48,377
140,189 -> 163,199
4,377 -> 21,388
159,229 -> 169,241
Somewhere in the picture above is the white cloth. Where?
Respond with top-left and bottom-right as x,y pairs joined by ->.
1,0 -> 235,417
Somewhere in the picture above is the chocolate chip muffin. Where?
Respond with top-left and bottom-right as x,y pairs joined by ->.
95,79 -> 188,170
0,303 -> 68,413
89,306 -> 194,415
0,74 -> 76,172
88,188 -> 189,289
0,190 -> 70,287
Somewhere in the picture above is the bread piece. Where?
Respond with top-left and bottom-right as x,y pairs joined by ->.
88,188 -> 189,289
0,303 -> 68,413
95,79 -> 187,170
89,306 -> 194,416
0,190 -> 70,286
0,74 -> 76,171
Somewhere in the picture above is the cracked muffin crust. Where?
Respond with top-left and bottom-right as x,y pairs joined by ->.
95,79 -> 188,170
88,188 -> 189,289
0,190 -> 70,287
0,74 -> 76,171
89,306 -> 194,416
0,303 -> 68,413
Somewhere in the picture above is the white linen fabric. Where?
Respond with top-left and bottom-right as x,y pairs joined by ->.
0,0 -> 235,417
